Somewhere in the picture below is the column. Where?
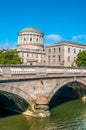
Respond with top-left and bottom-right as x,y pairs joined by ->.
18,36 -> 19,44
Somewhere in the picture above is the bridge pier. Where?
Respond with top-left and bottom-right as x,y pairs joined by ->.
34,104 -> 50,117
23,104 -> 50,117
82,96 -> 86,101
23,96 -> 51,117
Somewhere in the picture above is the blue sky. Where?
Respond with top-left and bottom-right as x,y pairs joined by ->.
0,0 -> 86,49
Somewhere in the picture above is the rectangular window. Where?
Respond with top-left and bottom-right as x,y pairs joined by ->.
58,55 -> 61,62
53,59 -> 55,62
59,48 -> 61,53
27,53 -> 29,57
68,48 -> 70,53
74,48 -> 76,54
68,56 -> 70,62
48,56 -> 50,63
53,55 -> 55,58
24,38 -> 26,41
30,37 -> 32,42
54,48 -> 55,53
36,38 -> 38,42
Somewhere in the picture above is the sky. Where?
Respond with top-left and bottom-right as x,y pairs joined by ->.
0,0 -> 86,49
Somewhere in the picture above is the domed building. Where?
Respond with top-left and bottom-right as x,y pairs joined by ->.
18,27 -> 44,50
17,26 -> 86,67
17,27 -> 45,65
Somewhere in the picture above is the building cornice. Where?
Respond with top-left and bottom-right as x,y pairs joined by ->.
17,49 -> 45,54
46,40 -> 86,48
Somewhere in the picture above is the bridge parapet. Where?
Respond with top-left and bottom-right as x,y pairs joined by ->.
0,65 -> 86,80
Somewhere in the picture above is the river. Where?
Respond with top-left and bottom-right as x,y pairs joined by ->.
0,99 -> 86,130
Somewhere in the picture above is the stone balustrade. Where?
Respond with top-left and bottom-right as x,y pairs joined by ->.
0,65 -> 85,77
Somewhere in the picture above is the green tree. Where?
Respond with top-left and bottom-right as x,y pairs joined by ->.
75,50 -> 86,67
0,49 -> 22,64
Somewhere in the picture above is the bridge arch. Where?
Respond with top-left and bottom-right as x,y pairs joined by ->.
48,78 -> 86,103
0,83 -> 35,109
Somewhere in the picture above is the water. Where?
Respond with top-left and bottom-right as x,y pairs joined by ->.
0,99 -> 86,130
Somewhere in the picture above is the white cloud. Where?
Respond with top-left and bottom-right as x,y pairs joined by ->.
45,34 -> 62,41
72,34 -> 86,41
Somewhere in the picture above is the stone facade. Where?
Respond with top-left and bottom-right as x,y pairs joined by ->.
17,27 -> 86,67
45,41 -> 86,67
17,27 -> 45,65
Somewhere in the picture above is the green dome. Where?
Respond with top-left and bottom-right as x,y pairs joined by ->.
19,27 -> 43,34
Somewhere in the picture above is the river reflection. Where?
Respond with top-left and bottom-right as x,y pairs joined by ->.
0,99 -> 86,130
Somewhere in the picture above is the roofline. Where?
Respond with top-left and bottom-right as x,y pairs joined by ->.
46,40 -> 86,48
18,27 -> 44,35
18,31 -> 44,36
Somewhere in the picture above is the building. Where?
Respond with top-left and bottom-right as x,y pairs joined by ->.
17,27 -> 86,67
17,27 -> 45,65
45,41 -> 86,67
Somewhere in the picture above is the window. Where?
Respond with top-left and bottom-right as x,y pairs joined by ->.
27,53 -> 29,57
54,48 -> 55,53
74,48 -> 76,54
30,37 -> 32,42
53,59 -> 55,62
68,48 -> 70,53
68,56 -> 70,62
53,55 -> 55,58
48,56 -> 50,62
58,55 -> 61,62
36,38 -> 38,42
23,38 -> 26,41
59,48 -> 61,53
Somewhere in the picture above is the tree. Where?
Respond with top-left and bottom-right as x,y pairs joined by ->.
75,50 -> 86,67
0,49 -> 22,64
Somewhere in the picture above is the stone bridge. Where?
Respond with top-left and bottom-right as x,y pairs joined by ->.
0,65 -> 86,117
